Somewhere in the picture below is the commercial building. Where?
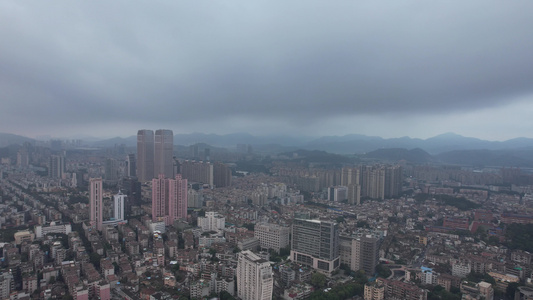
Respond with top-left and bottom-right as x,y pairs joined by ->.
35,222 -> 72,238
104,158 -> 119,181
291,219 -> 340,275
137,129 -> 155,182
237,250 -> 273,300
254,223 -> 290,253
154,129 -> 174,178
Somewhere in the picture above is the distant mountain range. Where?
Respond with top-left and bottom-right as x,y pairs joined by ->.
362,147 -> 533,167
2,131 -> 533,167
0,132 -> 34,147
84,132 -> 533,154
303,132 -> 533,155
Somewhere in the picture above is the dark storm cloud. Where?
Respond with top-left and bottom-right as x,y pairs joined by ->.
1,1 -> 533,136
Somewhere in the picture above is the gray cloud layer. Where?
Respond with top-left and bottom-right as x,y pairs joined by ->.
1,1 -> 533,138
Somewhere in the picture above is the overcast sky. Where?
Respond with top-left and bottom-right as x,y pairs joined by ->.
2,1 -> 533,141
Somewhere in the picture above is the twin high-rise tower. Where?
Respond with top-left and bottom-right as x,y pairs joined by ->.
137,129 -> 188,224
154,129 -> 174,179
137,129 -> 174,182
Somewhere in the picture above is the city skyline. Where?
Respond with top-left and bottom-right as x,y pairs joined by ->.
1,1 -> 533,141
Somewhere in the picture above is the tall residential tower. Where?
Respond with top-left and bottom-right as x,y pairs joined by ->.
237,250 -> 273,300
89,178 -> 103,231
113,191 -> 125,222
152,174 -> 188,225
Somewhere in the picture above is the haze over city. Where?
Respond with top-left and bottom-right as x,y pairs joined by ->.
2,1 -> 533,141
4,3 -> 533,299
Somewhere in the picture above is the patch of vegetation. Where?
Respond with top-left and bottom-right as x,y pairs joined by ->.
241,223 -> 255,231
414,193 -> 480,211
305,201 -> 331,209
236,160 -> 270,174
505,223 -> 533,252
427,285 -> 461,300
0,226 -> 30,243
376,263 -> 392,278
308,281 -> 365,300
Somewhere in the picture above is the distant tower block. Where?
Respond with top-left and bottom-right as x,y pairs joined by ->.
89,178 -> 103,231
114,191 -> 125,221
137,130 -> 154,182
155,129 -> 174,178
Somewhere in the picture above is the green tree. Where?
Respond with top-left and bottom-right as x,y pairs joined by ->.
242,223 -> 255,231
311,272 -> 327,289
376,264 -> 391,278
219,291 -> 236,300
506,282 -> 519,299
279,246 -> 291,257
356,221 -> 369,228
89,252 -> 101,270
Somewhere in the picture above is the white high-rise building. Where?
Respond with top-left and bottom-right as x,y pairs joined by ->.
198,211 -> 225,232
237,250 -> 273,300
113,191 -> 125,221
0,272 -> 14,300
254,223 -> 290,253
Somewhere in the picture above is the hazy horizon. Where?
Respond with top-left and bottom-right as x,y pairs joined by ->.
3,130 -> 531,144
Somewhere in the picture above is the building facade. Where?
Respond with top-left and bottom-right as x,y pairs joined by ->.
213,162 -> 232,188
254,223 -> 290,253
180,160 -> 214,187
113,191 -> 125,221
340,233 -> 381,275
291,219 -> 340,275
137,129 -> 154,182
154,129 -> 174,178
152,174 -> 188,225
89,178 -> 103,231
126,153 -> 136,177
48,154 -> 65,179
237,250 -> 273,300
198,211 -> 225,232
